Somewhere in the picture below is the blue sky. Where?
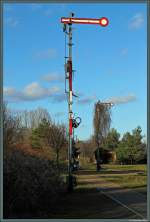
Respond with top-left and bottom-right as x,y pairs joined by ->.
3,3 -> 147,140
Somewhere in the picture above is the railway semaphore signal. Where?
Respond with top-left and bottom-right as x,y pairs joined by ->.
61,12 -> 109,191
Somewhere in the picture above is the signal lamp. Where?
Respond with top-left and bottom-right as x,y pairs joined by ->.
99,17 -> 109,27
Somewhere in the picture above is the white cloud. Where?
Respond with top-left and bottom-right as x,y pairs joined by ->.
104,94 -> 136,105
128,13 -> 144,30
42,73 -> 64,82
51,93 -> 66,103
34,48 -> 57,60
23,82 -> 59,99
4,87 -> 16,96
4,82 -> 60,102
77,95 -> 96,105
5,17 -> 19,27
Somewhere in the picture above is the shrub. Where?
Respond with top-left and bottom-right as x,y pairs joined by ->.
4,149 -> 66,218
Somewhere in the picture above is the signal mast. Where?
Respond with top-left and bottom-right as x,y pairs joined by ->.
61,13 -> 109,191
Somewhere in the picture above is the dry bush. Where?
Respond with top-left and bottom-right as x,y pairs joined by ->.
3,149 -> 66,218
12,143 -> 55,161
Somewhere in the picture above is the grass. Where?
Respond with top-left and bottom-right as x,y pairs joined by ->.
80,161 -> 147,172
102,164 -> 147,189
103,174 -> 147,189
78,162 -> 147,190
100,164 -> 147,189
103,164 -> 147,172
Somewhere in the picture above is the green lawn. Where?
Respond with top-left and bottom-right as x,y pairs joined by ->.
103,164 -> 147,171
79,162 -> 147,189
103,174 -> 147,189
81,162 -> 147,171
102,164 -> 147,189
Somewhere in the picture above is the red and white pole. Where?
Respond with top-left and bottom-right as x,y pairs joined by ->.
68,16 -> 73,185
61,13 -> 109,191
68,60 -> 72,136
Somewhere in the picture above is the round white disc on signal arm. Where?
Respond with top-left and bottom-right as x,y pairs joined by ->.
101,19 -> 107,25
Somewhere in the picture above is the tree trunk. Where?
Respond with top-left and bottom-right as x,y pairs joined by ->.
56,150 -> 59,168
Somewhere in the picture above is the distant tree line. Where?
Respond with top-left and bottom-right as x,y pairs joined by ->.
80,100 -> 147,165
3,101 -> 147,166
79,127 -> 147,165
3,103 -> 68,166
78,101 -> 147,165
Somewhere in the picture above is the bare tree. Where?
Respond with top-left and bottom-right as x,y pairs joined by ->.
49,122 -> 67,167
80,137 -> 95,162
93,100 -> 111,148
16,107 -> 51,129
3,102 -> 22,151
